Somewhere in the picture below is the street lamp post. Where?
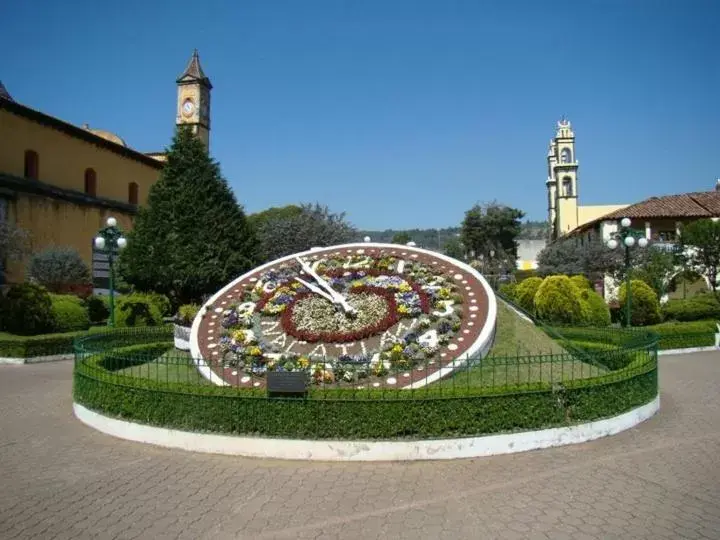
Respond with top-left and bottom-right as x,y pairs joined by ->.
94,216 -> 128,327
606,217 -> 649,327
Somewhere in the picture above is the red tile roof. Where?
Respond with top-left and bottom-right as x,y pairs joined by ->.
572,190 -> 720,234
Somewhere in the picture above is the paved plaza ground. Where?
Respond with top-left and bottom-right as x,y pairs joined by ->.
1,352 -> 719,540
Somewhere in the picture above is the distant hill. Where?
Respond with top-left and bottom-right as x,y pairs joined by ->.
357,221 -> 548,250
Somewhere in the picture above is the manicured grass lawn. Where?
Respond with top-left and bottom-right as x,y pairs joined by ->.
439,302 -> 607,388
114,349 -> 212,385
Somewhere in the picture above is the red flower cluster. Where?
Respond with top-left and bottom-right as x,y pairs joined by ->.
281,286 -> 399,343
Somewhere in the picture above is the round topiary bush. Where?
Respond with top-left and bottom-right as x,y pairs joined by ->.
662,293 -> 720,322
570,275 -> 592,291
113,294 -> 164,327
146,292 -> 172,318
51,297 -> 90,332
618,279 -> 662,326
534,275 -> 584,325
0,283 -> 55,336
85,295 -> 111,324
515,277 -> 543,314
498,282 -> 517,301
578,288 -> 611,327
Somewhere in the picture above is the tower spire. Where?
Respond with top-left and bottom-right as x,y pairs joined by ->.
176,49 -> 212,89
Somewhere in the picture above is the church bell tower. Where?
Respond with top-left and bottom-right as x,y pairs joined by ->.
176,49 -> 212,148
546,118 -> 579,240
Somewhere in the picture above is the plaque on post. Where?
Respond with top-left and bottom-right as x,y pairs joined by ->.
267,371 -> 308,398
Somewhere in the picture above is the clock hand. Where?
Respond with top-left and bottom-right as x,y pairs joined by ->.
296,257 -> 357,315
294,277 -> 335,303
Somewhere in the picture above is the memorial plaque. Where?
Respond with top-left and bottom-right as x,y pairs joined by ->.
267,371 -> 308,398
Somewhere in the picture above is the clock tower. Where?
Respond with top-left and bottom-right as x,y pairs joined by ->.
176,49 -> 212,148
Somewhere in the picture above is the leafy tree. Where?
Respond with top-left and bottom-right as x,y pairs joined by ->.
120,127 -> 258,305
392,232 -> 412,245
628,248 -> 676,300
0,221 -> 29,282
247,205 -> 303,232
460,202 -> 524,261
678,219 -> 720,298
255,203 -> 357,262
537,237 -> 622,281
443,237 -> 465,260
27,246 -> 90,293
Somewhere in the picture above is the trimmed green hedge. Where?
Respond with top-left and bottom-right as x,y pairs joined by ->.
0,325 -> 172,358
73,339 -> 658,440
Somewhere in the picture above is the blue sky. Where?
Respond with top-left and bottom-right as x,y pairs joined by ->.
2,0 -> 719,229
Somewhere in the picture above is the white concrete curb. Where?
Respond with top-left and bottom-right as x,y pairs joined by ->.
73,395 -> 659,462
659,346 -> 718,356
0,353 -> 74,365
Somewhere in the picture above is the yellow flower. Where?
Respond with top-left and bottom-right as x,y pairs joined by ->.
248,346 -> 262,356
392,343 -> 403,353
398,283 -> 412,293
232,330 -> 246,342
290,282 -> 302,289
298,357 -> 310,368
398,305 -> 409,314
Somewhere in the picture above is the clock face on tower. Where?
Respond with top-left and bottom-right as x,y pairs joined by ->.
190,243 -> 496,389
182,98 -> 195,117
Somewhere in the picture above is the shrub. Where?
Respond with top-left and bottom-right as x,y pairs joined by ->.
85,295 -> 111,324
146,292 -> 173,318
662,293 -> 720,322
618,280 -> 662,326
570,275 -> 592,290
497,283 -> 517,301
49,293 -> 84,306
0,283 -> 55,336
113,294 -> 163,327
51,297 -> 90,333
534,276 -> 584,325
578,289 -> 611,327
27,247 -> 91,294
176,304 -> 200,326
515,277 -> 543,313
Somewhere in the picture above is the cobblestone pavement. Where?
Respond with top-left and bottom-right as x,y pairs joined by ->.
1,353 -> 719,540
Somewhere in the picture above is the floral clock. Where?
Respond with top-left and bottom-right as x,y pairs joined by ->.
190,243 -> 497,389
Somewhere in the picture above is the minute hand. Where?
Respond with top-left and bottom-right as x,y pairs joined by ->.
296,258 -> 356,314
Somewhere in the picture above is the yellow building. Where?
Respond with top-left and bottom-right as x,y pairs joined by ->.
545,119 -> 628,240
0,50 -> 213,286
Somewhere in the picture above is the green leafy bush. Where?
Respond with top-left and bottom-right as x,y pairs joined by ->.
497,283 -> 517,301
570,275 -> 592,290
0,283 -> 55,336
534,276 -> 584,325
113,294 -> 163,327
146,292 -> 172,318
176,304 -> 200,326
50,297 -> 90,333
645,320 -> 717,350
27,247 -> 91,294
662,293 -> 720,322
49,293 -> 84,306
515,277 -> 543,313
619,280 -> 662,326
578,289 -> 611,327
85,295 -> 111,324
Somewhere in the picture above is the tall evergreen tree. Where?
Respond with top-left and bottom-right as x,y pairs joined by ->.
120,127 -> 257,304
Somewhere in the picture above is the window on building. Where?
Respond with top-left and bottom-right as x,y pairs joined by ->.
562,177 -> 573,197
84,168 -> 97,196
24,150 -> 39,179
128,182 -> 139,205
560,148 -> 572,163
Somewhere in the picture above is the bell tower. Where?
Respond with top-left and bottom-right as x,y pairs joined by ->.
176,49 -> 212,148
548,118 -> 579,239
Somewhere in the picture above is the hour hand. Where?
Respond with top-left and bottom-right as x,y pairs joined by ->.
294,277 -> 335,303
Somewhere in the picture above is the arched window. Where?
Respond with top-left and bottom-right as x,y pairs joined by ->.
128,182 -> 139,205
84,168 -> 97,196
562,177 -> 573,197
24,150 -> 39,179
560,148 -> 572,164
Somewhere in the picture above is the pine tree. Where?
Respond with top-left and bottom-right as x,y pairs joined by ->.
120,127 -> 257,304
